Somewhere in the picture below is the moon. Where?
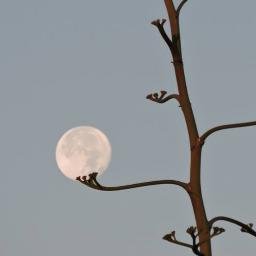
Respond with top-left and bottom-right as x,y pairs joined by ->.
56,126 -> 111,180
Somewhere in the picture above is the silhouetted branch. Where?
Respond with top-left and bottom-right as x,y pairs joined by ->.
177,0 -> 189,16
151,19 -> 174,54
163,226 -> 209,256
146,90 -> 180,104
165,226 -> 224,255
77,172 -> 188,192
76,175 -> 99,189
241,223 -> 254,233
186,226 -> 204,256
163,230 -> 193,249
201,121 -> 256,142
209,216 -> 256,237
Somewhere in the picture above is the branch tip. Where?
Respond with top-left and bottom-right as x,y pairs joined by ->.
163,229 -> 193,249
153,93 -> 158,98
151,17 -> 174,53
146,90 -> 179,104
151,19 -> 160,26
211,226 -> 225,238
186,226 -> 197,235
209,216 -> 256,237
241,223 -> 254,233
161,18 -> 167,25
151,18 -> 166,27
163,230 -> 177,242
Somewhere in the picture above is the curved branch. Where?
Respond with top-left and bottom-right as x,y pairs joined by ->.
146,90 -> 180,104
76,172 -> 188,192
177,0 -> 189,16
201,121 -> 256,142
209,216 -> 256,237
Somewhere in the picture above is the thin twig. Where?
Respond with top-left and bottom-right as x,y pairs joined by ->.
151,19 -> 174,54
77,172 -> 189,192
163,233 -> 193,249
186,226 -> 204,256
146,91 -> 180,104
76,176 -> 98,189
200,121 -> 256,142
177,0 -> 189,16
209,216 -> 256,237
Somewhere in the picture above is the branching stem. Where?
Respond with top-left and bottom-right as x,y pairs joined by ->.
78,1 -> 256,256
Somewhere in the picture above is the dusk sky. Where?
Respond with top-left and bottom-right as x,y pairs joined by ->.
1,0 -> 256,255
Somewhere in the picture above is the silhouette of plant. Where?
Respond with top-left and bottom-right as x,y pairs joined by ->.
77,1 -> 256,255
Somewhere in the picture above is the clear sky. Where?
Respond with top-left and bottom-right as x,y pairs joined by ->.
1,0 -> 256,255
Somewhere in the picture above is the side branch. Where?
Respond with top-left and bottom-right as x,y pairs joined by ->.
76,172 -> 188,192
201,121 -> 256,142
209,216 -> 256,237
177,0 -> 189,16
146,90 -> 180,104
164,226 -> 225,256
163,231 -> 193,249
151,19 -> 174,54
164,227 -> 207,256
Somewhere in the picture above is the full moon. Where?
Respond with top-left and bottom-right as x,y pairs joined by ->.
56,126 -> 111,180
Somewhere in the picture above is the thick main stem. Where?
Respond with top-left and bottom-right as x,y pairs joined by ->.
189,147 -> 212,256
173,52 -> 212,256
164,1 -> 212,254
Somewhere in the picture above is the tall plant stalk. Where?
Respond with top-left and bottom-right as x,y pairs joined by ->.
161,0 -> 211,254
77,1 -> 256,255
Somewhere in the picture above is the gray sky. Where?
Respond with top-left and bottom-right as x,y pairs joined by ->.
1,0 -> 256,255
